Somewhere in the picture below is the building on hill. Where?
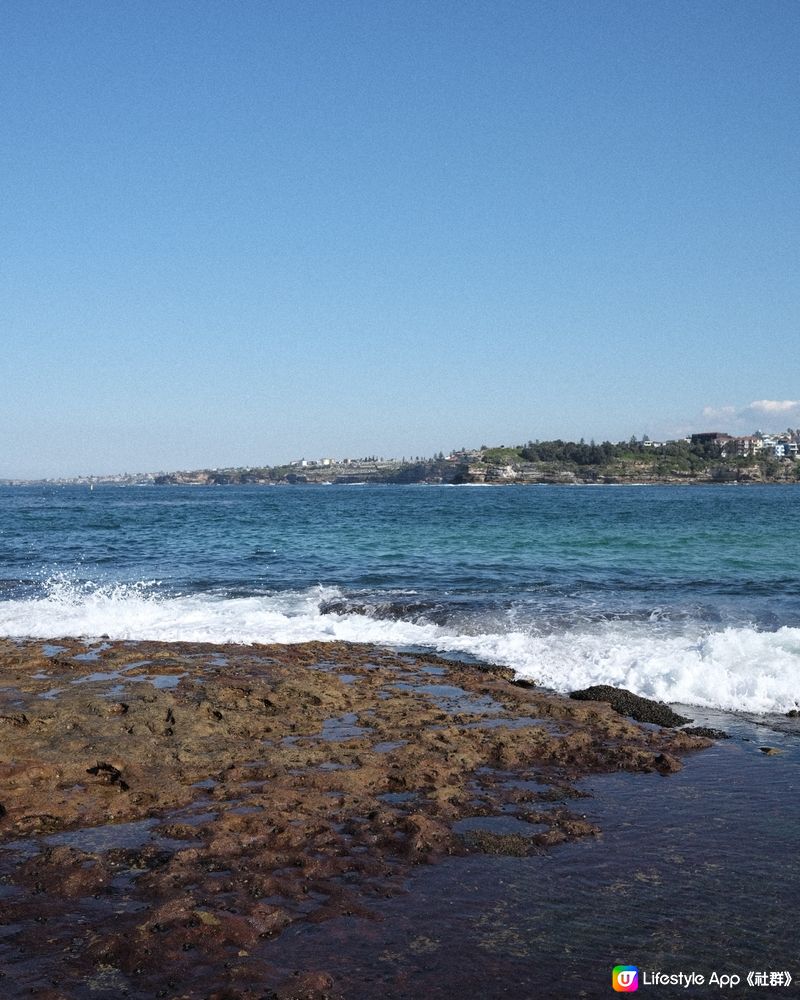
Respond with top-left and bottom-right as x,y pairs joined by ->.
731,436 -> 762,456
690,432 -> 733,447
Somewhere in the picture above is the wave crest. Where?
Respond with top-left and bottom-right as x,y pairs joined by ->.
0,580 -> 798,714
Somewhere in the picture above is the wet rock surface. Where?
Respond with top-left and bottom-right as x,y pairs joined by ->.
570,684 -> 692,727
0,638 -> 710,999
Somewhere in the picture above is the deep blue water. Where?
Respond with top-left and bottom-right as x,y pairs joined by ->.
1,484 -> 799,712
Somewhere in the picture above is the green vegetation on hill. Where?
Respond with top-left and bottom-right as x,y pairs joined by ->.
472,438 -> 797,481
480,446 -> 526,465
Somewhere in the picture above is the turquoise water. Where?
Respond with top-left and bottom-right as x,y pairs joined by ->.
1,483 -> 799,712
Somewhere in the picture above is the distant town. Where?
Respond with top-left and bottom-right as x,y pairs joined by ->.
646,430 -> 800,459
4,429 -> 800,488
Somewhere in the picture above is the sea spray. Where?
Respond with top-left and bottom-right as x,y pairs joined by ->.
1,578 -> 798,714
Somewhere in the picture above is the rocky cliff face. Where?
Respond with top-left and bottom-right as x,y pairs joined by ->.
458,460 -> 796,486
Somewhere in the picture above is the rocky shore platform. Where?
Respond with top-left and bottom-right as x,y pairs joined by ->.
0,638 -> 712,999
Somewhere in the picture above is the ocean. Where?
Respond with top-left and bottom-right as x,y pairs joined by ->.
1,482 -> 798,714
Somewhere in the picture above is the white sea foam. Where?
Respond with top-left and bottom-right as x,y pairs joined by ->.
1,581 -> 798,714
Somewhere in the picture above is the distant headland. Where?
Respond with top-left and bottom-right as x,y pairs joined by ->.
6,430 -> 800,487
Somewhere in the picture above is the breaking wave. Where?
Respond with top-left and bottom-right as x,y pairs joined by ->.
1,579 -> 799,715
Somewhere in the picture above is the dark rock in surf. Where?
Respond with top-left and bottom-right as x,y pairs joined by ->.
569,685 -> 691,727
319,598 -> 443,623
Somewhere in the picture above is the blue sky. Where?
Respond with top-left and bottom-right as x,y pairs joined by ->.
2,0 -> 798,476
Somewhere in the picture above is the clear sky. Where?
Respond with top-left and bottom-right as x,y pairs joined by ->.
2,0 -> 798,477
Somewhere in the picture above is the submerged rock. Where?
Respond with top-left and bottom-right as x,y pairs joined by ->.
569,685 -> 691,727
651,752 -> 682,774
462,830 -> 534,856
681,726 -> 730,740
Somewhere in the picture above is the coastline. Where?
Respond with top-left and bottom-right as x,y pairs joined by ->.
12,477 -> 798,488
1,637 -> 717,999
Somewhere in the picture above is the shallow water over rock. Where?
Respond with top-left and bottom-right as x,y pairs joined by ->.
260,735 -> 800,998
